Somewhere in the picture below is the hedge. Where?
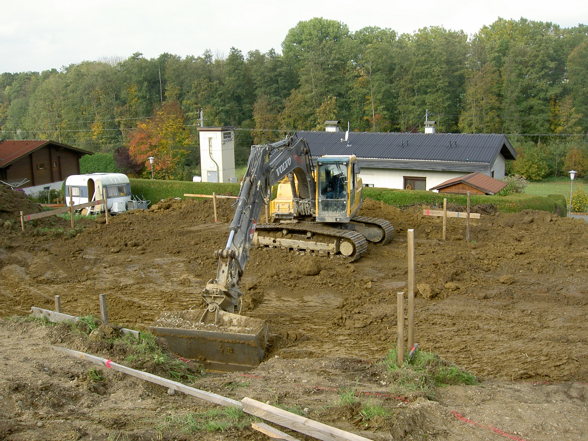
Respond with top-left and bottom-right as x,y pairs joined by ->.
130,179 -> 567,216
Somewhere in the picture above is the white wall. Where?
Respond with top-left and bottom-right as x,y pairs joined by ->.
359,154 -> 508,190
199,130 -> 236,183
360,168 -> 473,190
491,155 -> 506,179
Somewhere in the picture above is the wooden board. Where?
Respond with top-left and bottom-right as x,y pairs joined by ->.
422,209 -> 480,219
22,199 -> 105,221
54,346 -> 242,408
242,397 -> 373,441
30,307 -> 139,338
251,422 -> 301,441
184,193 -> 238,199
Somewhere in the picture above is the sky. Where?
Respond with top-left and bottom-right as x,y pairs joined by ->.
1,0 -> 586,73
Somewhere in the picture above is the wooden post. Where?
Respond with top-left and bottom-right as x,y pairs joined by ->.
442,198 -> 447,241
20,211 -> 24,232
396,291 -> 405,366
103,189 -> 109,225
99,294 -> 109,324
407,229 -> 415,351
69,186 -> 74,229
466,191 -> 471,242
212,192 -> 218,222
54,295 -> 61,313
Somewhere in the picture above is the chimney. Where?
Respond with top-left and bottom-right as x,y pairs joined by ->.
424,120 -> 436,134
424,109 -> 436,134
325,120 -> 340,132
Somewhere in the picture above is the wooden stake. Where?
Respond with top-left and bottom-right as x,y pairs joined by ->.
69,186 -> 74,229
397,291 -> 405,366
466,191 -> 471,242
103,189 -> 109,225
212,192 -> 218,222
20,211 -> 24,232
99,294 -> 109,324
442,198 -> 447,241
407,229 -> 415,350
54,295 -> 61,313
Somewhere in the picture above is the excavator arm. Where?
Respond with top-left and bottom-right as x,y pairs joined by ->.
202,136 -> 315,315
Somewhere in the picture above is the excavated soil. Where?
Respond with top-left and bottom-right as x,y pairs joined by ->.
1,185 -> 587,440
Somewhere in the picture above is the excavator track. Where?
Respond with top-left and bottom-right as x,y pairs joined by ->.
255,222 -> 369,261
350,216 -> 394,244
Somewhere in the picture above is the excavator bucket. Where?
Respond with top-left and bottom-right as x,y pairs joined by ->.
150,310 -> 268,372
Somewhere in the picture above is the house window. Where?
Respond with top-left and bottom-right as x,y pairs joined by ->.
36,163 -> 45,170
403,176 -> 426,190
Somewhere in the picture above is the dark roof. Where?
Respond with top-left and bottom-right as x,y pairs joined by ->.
0,140 -> 92,168
430,172 -> 507,195
296,131 -> 516,172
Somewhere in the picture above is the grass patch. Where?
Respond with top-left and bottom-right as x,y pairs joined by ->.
56,316 -> 202,384
525,177 -> 586,198
360,403 -> 390,421
160,407 -> 253,434
384,348 -> 478,399
338,388 -> 359,406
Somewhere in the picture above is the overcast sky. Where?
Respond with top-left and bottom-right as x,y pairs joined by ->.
1,0 -> 586,73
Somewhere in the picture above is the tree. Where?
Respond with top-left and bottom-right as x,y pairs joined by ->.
563,147 -> 588,177
127,101 -> 193,179
567,40 -> 588,132
252,95 -> 279,144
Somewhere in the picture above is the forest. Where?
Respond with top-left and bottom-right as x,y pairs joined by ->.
1,17 -> 587,180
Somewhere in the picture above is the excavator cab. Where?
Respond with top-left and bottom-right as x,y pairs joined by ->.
316,155 -> 361,223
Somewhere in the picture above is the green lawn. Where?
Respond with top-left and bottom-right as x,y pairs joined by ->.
525,177 -> 586,201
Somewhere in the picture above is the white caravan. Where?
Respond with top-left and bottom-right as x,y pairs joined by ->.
64,173 -> 131,214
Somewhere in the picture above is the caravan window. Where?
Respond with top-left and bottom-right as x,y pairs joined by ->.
65,186 -> 86,197
106,184 -> 131,198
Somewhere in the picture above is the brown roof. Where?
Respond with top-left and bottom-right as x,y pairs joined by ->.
430,172 -> 507,195
0,140 -> 92,168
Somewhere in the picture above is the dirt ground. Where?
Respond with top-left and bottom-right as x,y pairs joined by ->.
1,185 -> 587,440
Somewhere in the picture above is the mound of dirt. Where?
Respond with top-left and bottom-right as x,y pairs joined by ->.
0,185 -> 41,221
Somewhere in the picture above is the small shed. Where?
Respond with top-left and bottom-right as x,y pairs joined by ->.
429,172 -> 506,195
0,140 -> 91,187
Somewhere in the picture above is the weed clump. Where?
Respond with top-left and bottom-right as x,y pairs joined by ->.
385,348 -> 478,399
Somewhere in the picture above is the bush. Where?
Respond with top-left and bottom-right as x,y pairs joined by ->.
498,175 -> 528,195
571,189 -> 588,212
80,152 -> 121,174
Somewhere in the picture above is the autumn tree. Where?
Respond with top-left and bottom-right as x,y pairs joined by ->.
128,101 -> 193,179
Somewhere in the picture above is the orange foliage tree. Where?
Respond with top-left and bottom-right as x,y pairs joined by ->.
128,101 -> 193,179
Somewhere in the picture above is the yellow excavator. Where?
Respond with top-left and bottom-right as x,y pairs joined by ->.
151,135 -> 393,370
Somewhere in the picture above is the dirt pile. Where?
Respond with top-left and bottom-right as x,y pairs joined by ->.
0,185 -> 41,221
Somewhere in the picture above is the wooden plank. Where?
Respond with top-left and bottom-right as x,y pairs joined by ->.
24,206 -> 70,221
31,306 -> 79,323
54,346 -> 242,408
30,307 -> 139,338
242,397 -> 373,441
251,422 -> 301,441
422,209 -> 480,219
22,199 -> 105,222
184,193 -> 238,199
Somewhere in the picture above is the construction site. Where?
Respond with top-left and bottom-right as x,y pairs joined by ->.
0,182 -> 587,441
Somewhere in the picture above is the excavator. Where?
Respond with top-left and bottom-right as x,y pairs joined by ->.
151,135 -> 393,371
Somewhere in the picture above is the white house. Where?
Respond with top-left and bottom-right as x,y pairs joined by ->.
198,126 -> 237,183
297,130 -> 516,191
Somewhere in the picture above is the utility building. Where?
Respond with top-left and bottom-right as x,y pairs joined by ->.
198,127 -> 236,183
